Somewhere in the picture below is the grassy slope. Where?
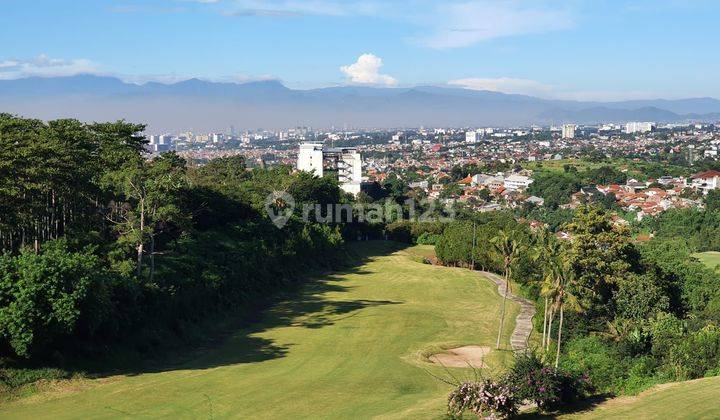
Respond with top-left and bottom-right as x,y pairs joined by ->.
693,251 -> 720,271
0,242 -> 520,419
561,376 -> 720,419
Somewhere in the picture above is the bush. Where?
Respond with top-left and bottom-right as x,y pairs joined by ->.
649,313 -> 685,360
0,241 -> 109,358
619,356 -> 662,395
0,364 -> 73,389
506,352 -> 590,411
447,380 -> 518,419
561,336 -> 626,393
663,325 -> 720,380
416,232 -> 440,245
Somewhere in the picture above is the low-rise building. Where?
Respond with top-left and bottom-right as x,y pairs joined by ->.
691,170 -> 720,194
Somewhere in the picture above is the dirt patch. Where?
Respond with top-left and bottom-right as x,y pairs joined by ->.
429,346 -> 490,368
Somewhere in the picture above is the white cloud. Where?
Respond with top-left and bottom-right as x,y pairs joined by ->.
418,1 -> 575,49
221,0 -> 378,17
340,54 -> 397,86
448,77 -> 554,96
0,55 -> 103,80
194,1 -> 576,48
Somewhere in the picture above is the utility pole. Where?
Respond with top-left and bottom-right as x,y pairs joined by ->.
471,221 -> 476,270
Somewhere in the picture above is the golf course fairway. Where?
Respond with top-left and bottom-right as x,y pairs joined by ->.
0,242 -> 521,419
557,375 -> 720,419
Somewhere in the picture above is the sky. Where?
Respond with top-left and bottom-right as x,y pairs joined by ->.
0,0 -> 719,100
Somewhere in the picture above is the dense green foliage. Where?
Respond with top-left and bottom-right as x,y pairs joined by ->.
435,202 -> 720,398
0,241 -> 107,358
639,208 -> 720,252
0,115 -> 350,363
527,172 -> 582,209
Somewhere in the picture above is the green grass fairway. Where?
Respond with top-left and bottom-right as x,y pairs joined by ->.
0,242 -> 520,419
559,376 -> 720,419
693,251 -> 720,272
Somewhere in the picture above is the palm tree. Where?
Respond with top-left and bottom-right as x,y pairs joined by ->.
541,260 -> 560,352
533,229 -> 561,351
491,230 -> 522,350
544,257 -> 582,368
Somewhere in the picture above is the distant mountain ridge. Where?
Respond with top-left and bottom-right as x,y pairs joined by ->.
1,75 -> 718,131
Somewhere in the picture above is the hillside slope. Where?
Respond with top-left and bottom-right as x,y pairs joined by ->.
0,242 -> 520,419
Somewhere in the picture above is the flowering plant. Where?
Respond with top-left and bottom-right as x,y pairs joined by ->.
505,352 -> 591,411
447,379 -> 518,419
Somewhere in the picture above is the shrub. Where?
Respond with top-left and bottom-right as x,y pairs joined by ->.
0,365 -> 73,389
618,356 -> 661,395
649,313 -> 685,360
663,325 -> 720,380
506,352 -> 590,411
0,241 -> 109,358
561,336 -> 626,393
416,232 -> 440,245
447,380 -> 518,419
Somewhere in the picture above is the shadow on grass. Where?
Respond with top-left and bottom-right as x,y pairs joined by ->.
515,394 -> 615,418
75,240 -> 408,378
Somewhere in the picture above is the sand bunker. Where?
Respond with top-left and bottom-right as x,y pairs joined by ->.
429,346 -> 490,368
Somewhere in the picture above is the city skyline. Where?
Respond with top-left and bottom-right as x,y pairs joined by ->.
2,0 -> 720,101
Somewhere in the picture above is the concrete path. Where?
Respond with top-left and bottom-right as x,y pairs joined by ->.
479,271 -> 536,351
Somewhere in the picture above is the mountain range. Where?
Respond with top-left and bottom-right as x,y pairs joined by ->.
1,75 -> 719,132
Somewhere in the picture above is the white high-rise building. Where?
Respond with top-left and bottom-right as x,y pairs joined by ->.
561,124 -> 577,139
297,143 -> 325,176
297,143 -> 363,195
465,130 -> 478,143
625,122 -> 654,134
147,134 -> 173,152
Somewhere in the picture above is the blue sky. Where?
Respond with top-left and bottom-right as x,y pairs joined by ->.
1,0 -> 718,100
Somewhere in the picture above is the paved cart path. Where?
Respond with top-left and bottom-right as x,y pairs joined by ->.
480,271 -> 536,351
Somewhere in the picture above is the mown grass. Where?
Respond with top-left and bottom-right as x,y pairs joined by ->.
558,376 -> 720,419
0,241 -> 520,419
693,251 -> 720,272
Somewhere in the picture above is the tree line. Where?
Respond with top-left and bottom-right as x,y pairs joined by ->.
0,114 -> 353,362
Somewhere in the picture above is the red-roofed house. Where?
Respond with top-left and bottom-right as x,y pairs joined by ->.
458,175 -> 473,185
691,170 -> 720,194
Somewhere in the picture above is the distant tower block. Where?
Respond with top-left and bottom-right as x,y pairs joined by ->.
562,124 -> 576,139
297,142 -> 362,195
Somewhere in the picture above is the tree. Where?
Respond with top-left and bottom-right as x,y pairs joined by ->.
547,257 -> 582,367
705,189 -> 720,213
527,172 -> 582,209
0,241 -> 107,358
582,166 -> 627,185
565,206 -> 638,317
104,153 -> 189,279
492,230 -> 522,349
534,229 -> 563,351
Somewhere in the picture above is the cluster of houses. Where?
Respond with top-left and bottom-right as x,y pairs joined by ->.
579,169 -> 720,220
408,171 -> 542,211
